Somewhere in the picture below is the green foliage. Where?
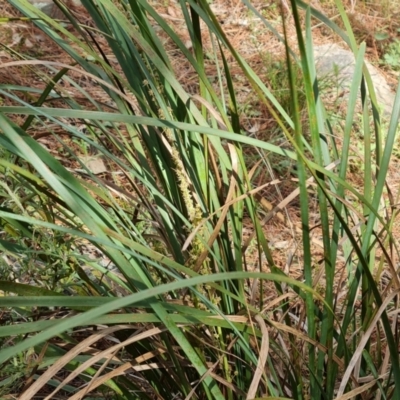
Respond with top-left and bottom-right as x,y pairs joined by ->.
0,0 -> 399,398
382,38 -> 400,71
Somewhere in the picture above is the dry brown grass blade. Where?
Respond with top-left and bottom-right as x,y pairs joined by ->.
71,349 -> 194,400
44,326 -> 166,399
208,314 -> 249,323
248,159 -> 263,182
68,362 -> 135,400
190,94 -> 228,130
246,315 -> 269,399
270,320 -> 344,369
209,140 -> 223,192
69,357 -> 200,400
19,325 -> 132,400
336,290 -> 400,397
335,379 -> 378,400
78,347 -> 119,399
261,292 -> 296,313
209,371 -> 244,395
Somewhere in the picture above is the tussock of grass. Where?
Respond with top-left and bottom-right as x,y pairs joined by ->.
0,0 -> 399,398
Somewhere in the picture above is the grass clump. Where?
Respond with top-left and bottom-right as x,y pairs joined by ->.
0,0 -> 399,398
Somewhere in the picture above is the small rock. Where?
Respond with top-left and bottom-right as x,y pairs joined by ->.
26,0 -> 82,18
313,43 -> 396,116
81,155 -> 107,175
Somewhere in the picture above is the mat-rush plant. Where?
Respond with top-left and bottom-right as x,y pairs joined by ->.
0,0 -> 400,398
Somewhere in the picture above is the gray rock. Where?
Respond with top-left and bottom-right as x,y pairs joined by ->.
313,43 -> 395,116
26,0 -> 81,18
